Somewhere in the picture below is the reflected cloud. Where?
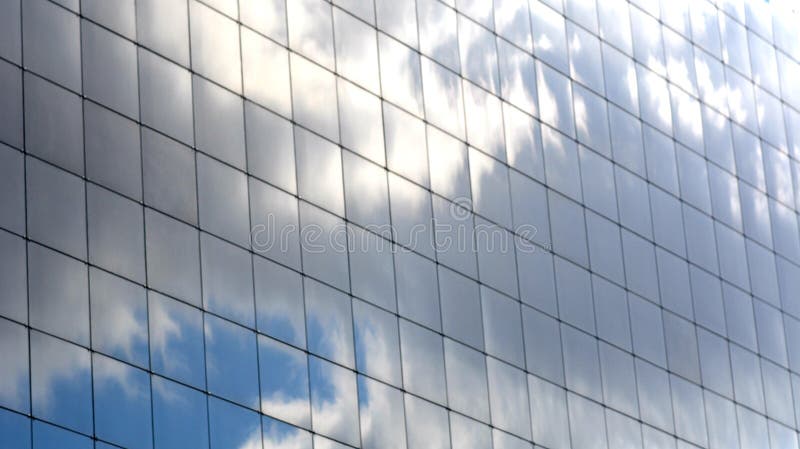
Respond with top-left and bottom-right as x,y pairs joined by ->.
358,377 -> 407,449
309,357 -> 360,446
0,320 -> 28,412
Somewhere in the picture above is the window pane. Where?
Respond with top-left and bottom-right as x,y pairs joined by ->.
291,54 -> 339,141
189,2 -> 241,92
81,21 -> 138,119
358,376 -> 407,449
145,209 -> 201,306
481,287 -> 524,367
254,256 -> 306,348
522,306 -> 564,385
152,376 -> 209,449
33,421 -> 91,449
444,338 -> 489,421
93,354 -> 152,449
421,58 -> 466,140
298,203 -> 350,291
349,226 -> 396,312
295,127 -> 344,216
0,318 -> 28,414
90,268 -> 148,368
136,0 -> 189,65
305,278 -> 355,368
28,243 -> 88,346
87,185 -> 145,283
309,356 -> 360,446
395,249 -> 440,331
400,319 -> 447,405
30,331 -> 92,434
192,76 -> 245,169
338,80 -> 385,165
149,291 -> 205,389
439,265 -> 483,350
262,416 -> 312,449
487,358 -> 531,439
241,28 -> 292,117
205,315 -> 259,409
245,103 -> 295,194
84,102 -> 141,200
259,336 -> 310,428
353,299 -> 401,386
22,0 -> 80,90
405,394 -> 450,449
138,49 -> 194,145
201,233 -> 255,328
197,154 -> 250,247
209,397 -> 262,449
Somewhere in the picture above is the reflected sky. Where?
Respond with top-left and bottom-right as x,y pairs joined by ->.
259,335 -> 311,428
149,291 -> 206,389
0,318 -> 28,414
305,278 -> 355,368
152,376 -> 209,449
309,356 -> 360,446
205,314 -> 260,409
93,354 -> 152,449
209,397 -> 263,449
357,376 -> 407,449
263,416 -> 312,449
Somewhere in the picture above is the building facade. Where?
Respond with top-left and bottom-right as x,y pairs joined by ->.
1,0 -> 800,448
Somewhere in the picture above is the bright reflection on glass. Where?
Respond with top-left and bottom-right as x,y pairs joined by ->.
444,338 -> 489,421
90,268 -> 148,369
405,394 -> 450,449
254,256 -> 306,348
378,34 -> 423,117
263,416 -> 312,449
400,319 -> 447,405
148,291 -> 205,389
259,335 -> 311,428
287,0 -> 334,69
353,299 -> 402,387
422,57 -> 466,140
358,376 -> 407,449
30,331 -> 92,434
309,356 -> 360,447
487,358 -> 531,439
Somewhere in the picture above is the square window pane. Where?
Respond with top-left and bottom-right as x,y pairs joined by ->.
305,278 -> 355,368
487,358 -> 531,439
249,177 -> 301,269
334,9 -> 379,93
418,0 -> 459,72
145,209 -> 201,307
0,62 -> 22,149
405,394 -> 450,449
0,318 -> 29,414
138,49 -> 194,145
309,356 -> 360,446
197,154 -> 250,247
338,80 -> 385,165
357,376 -> 407,449
458,16 -> 500,94
388,173 -> 435,258
84,102 -> 141,200
90,268 -> 148,368
254,256 -> 305,348
295,127 -> 344,216
599,342 -> 639,417
497,41 -> 538,117
81,21 -> 138,119
562,325 -> 602,402
444,338 -> 489,421
262,416 -> 312,449
209,398 -> 261,449
481,287 -> 524,367
189,2 -> 241,92
421,58 -> 466,140
349,226 -> 396,312
136,0 -> 189,65
23,0 -> 80,91
291,55 -> 339,142
353,299 -> 401,386
241,28 -> 292,118
201,233 -> 254,327
343,151 -> 390,230
378,35 -> 423,117
395,249 -> 440,331
152,376 -> 209,449
93,354 -> 152,449
376,0 -> 417,48
400,319 -> 447,405
141,129 -> 197,224
245,103 -> 295,193
298,203 -> 350,290
87,185 -> 145,283
555,256 -> 595,333
0,230 -> 27,323
439,265 -> 483,350
193,76 -> 246,169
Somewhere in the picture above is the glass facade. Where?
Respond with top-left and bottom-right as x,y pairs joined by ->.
1,0 -> 800,448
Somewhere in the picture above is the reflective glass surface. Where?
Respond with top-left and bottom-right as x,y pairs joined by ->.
6,1 -> 800,448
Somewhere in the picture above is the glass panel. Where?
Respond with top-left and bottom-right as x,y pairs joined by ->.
87,185 -> 145,283
509,171 -> 550,247
449,412 -> 492,449
421,57 -> 466,140
287,0 -> 333,69
497,40 -> 538,117
22,0 -> 81,91
90,268 -> 148,368
26,156 -> 86,260
291,54 -> 339,141
259,336 -> 310,428
650,185 -> 686,258
309,356 -> 360,446
342,151 -> 390,230
149,291 -> 206,389
305,277 -> 355,368
616,166 -> 653,239
458,15 -> 500,94
636,359 -> 674,433
201,232 -> 255,327
598,0 -> 632,53
205,315 -> 259,409
555,257 -> 595,334
537,63 -> 575,138
444,338 -> 489,421
357,376 -> 407,449
432,196 -> 478,278
0,230 -> 26,323
629,293 -> 667,367
663,312 -> 701,382
529,376 -> 570,449
405,394 -> 450,449
487,358 -> 531,439
0,318 -> 28,414
428,126 -> 470,201
463,82 -> 506,160
548,191 -> 588,267
30,331 -> 92,434
240,0 -> 286,44
384,103 -> 429,188
338,80 -> 385,165
298,203 -> 350,291
762,359 -> 794,426
475,219 -> 518,298
567,392 -> 608,449
417,0 -> 459,72
84,102 -> 141,201
656,249 -> 693,320
209,397 -> 261,449
586,211 -> 625,285
682,204 -> 719,274
730,344 -> 765,413
28,243 -> 88,346
599,342 -> 639,418
254,256 -> 305,348
400,319 -> 447,405
141,129 -> 197,224
24,73 -> 83,176
522,306 -> 564,385
249,178 -> 301,269
295,126 -> 344,216
0,408 -> 29,449
375,0 -> 417,48
503,103 -> 544,182
349,226 -> 396,311
439,265 -> 483,350
33,421 -> 91,449
245,103 -> 295,193
579,146 -> 616,220
542,124 -> 581,201
593,275 -> 631,350
0,62 -> 22,148
602,43 -> 639,115
0,145 -> 23,235
334,9 -> 379,93
197,154 -> 250,247
671,375 -> 708,447
573,86 -> 611,160
704,391 -> 739,449
241,28 -> 292,118
263,416 -> 312,449
189,2 -> 241,92
138,49 -> 194,145
353,299 -> 401,386
144,209 -> 201,307
93,354 -> 152,449
136,0 -> 189,65
192,76 -> 245,169
152,376 -> 209,449
562,325 -> 602,402
81,21 -> 138,119
378,34 -> 423,117
395,248 -> 440,331
531,0 -> 568,73
481,287 -> 523,367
